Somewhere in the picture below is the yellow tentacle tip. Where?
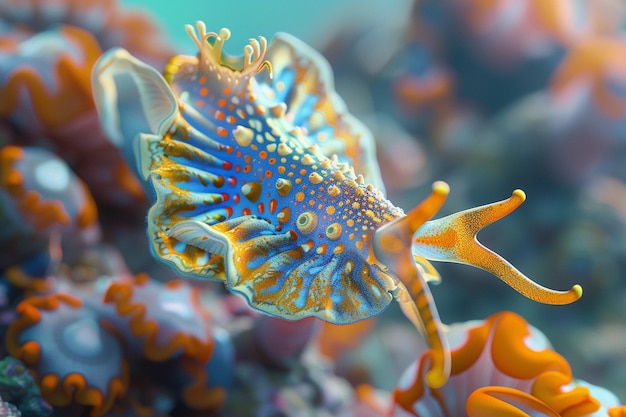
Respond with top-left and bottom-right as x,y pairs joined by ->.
426,369 -> 447,389
572,284 -> 583,299
512,189 -> 526,202
432,181 -> 450,196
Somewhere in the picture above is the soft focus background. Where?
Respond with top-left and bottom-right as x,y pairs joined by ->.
119,0 -> 626,400
121,0 -> 414,55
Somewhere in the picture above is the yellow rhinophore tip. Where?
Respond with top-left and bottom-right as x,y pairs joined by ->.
512,189 -> 526,202
426,369 -> 447,389
432,181 -> 450,195
572,284 -> 583,299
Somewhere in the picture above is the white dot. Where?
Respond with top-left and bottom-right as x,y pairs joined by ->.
35,159 -> 70,192
64,318 -> 102,356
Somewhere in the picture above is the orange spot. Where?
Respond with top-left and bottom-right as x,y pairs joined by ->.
200,87 -> 208,96
215,110 -> 225,120
326,206 -> 336,215
269,199 -> 277,213
259,151 -> 268,159
199,76 -> 207,84
243,208 -> 251,215
217,127 -> 228,137
218,99 -> 226,108
76,183 -> 98,229
296,192 -> 305,202
223,87 -> 231,95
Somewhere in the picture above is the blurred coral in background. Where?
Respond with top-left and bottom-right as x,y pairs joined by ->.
0,0 -> 625,416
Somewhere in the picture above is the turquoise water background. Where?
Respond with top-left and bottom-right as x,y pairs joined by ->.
121,0 -> 411,54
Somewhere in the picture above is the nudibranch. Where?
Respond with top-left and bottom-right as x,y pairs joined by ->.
391,311 -> 626,417
92,21 -> 582,388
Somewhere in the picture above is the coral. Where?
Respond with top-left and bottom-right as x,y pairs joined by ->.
0,0 -> 176,208
390,311 -> 626,416
102,273 -> 216,363
6,293 -> 128,416
5,272 -> 229,416
0,0 -> 174,68
0,356 -> 52,417
0,145 -> 99,269
1,2 -> 625,415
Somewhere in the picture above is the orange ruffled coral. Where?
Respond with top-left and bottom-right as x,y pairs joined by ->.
0,25 -> 100,129
0,0 -> 169,207
0,0 -> 175,67
0,146 -> 72,231
392,311 -> 626,417
551,37 -> 626,119
103,273 -> 215,363
6,293 -> 128,417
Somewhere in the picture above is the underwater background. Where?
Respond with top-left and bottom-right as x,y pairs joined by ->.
1,0 -> 626,415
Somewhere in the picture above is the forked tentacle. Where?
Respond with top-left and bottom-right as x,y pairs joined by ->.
373,181 -> 451,389
413,190 -> 583,304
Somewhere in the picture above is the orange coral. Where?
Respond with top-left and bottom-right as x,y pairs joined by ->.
391,311 -> 623,416
0,146 -> 71,231
551,37 -> 626,119
6,293 -> 129,417
0,25 -> 100,128
103,273 -> 215,363
0,0 -> 169,208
